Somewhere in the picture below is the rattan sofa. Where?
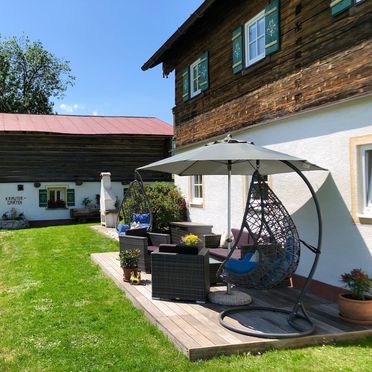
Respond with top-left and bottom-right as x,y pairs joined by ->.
151,246 -> 210,302
119,231 -> 171,273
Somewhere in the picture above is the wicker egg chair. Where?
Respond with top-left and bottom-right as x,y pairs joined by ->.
116,172 -> 152,235
217,167 -> 322,338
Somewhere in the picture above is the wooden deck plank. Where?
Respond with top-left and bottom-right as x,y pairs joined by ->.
91,252 -> 372,361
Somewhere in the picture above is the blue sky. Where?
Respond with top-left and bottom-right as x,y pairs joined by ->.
1,0 -> 204,124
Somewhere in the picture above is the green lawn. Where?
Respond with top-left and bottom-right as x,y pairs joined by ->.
0,225 -> 371,371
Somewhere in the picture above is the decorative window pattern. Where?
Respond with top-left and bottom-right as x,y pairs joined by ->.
182,52 -> 209,102
39,187 -> 75,208
232,0 -> 280,73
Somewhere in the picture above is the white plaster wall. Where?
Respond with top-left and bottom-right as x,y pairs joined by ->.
0,181 -> 126,221
176,95 -> 372,287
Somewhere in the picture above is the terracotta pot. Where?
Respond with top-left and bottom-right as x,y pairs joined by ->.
123,267 -> 138,282
338,293 -> 372,325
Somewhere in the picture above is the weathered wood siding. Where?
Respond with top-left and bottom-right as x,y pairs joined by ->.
165,0 -> 372,146
0,133 -> 171,183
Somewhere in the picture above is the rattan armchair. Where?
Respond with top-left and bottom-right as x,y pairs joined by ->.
119,232 -> 171,273
151,247 -> 210,302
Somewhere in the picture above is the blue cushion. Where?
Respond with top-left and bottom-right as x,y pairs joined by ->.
117,223 -> 130,234
132,213 -> 150,224
225,253 -> 257,274
139,223 -> 150,230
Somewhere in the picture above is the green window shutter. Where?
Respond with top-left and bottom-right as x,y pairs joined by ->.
265,0 -> 280,56
39,189 -> 47,208
182,67 -> 190,102
199,51 -> 209,92
330,0 -> 352,16
232,26 -> 244,73
67,189 -> 75,207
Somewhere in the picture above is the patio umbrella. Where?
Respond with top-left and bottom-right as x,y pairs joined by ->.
137,135 -> 325,304
138,134 -> 323,239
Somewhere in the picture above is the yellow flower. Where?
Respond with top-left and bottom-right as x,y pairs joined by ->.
181,234 -> 200,247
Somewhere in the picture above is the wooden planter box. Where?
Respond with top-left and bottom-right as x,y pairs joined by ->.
70,208 -> 100,221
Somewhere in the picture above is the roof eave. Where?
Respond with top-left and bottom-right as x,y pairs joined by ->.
141,0 -> 218,72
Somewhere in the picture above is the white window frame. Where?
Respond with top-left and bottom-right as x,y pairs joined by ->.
360,144 -> 372,217
245,10 -> 266,67
190,58 -> 202,98
190,175 -> 203,206
46,185 -> 67,209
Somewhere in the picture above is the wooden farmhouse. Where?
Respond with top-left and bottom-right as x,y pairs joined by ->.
0,113 -> 172,225
143,0 -> 372,297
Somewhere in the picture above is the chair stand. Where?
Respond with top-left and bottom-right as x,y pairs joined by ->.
219,303 -> 315,339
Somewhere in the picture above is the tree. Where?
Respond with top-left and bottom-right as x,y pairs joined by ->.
0,36 -> 75,114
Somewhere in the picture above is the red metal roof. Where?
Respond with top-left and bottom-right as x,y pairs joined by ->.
0,113 -> 173,136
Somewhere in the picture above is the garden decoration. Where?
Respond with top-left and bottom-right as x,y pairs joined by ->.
116,171 -> 152,236
338,268 -> 372,324
138,134 -> 326,338
130,271 -> 143,285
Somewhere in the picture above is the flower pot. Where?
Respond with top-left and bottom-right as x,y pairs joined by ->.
338,293 -> 372,325
123,267 -> 138,282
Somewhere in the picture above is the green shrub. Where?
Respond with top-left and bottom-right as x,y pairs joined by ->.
145,182 -> 187,233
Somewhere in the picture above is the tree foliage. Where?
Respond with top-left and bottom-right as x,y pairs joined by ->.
145,182 -> 187,233
0,35 -> 75,114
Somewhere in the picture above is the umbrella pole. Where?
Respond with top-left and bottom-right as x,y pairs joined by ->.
227,161 -> 232,295
208,160 -> 252,305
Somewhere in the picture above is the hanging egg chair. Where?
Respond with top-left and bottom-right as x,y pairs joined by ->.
217,164 -> 322,339
116,171 -> 152,236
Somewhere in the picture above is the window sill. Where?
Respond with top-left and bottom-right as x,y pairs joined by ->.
355,213 -> 372,224
189,202 -> 204,209
46,207 -> 69,210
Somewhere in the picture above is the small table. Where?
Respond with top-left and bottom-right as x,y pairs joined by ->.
209,256 -> 223,285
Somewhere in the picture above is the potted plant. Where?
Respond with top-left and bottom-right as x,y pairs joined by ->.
119,249 -> 140,282
180,233 -> 200,247
338,268 -> 372,325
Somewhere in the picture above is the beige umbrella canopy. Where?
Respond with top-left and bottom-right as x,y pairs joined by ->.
137,136 -> 324,176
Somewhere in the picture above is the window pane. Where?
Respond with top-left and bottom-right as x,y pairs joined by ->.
249,41 -> 257,59
257,18 -> 265,36
249,23 -> 257,41
258,36 -> 265,55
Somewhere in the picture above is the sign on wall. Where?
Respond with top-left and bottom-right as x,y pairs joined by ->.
5,196 -> 25,205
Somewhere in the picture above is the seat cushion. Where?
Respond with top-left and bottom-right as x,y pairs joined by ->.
117,223 -> 130,234
132,213 -> 150,224
225,253 -> 257,274
209,247 -> 241,260
158,244 -> 177,253
147,245 -> 158,254
231,228 -> 252,247
125,227 -> 148,237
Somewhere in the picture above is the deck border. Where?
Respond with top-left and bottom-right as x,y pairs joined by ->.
91,252 -> 372,361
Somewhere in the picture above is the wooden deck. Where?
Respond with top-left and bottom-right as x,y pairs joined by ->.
91,252 -> 372,361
